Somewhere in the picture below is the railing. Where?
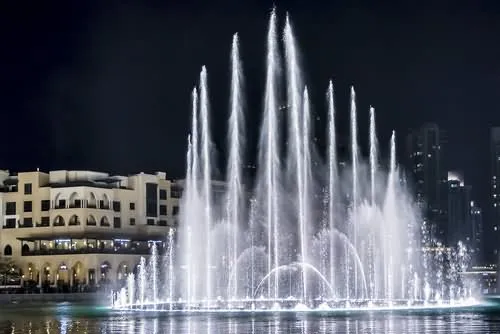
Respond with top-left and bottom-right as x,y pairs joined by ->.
22,247 -> 154,256
55,204 -> 110,210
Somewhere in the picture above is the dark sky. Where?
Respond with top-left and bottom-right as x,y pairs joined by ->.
1,0 -> 500,211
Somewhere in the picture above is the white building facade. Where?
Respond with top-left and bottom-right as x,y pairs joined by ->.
0,170 -> 181,292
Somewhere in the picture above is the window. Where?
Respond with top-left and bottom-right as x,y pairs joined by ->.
87,215 -> 97,226
113,217 -> 121,228
57,199 -> 66,209
113,201 -> 121,212
23,201 -> 32,213
129,218 -> 136,226
100,216 -> 110,227
3,245 -> 12,256
99,200 -> 109,210
73,199 -> 82,208
40,217 -> 50,227
130,202 -> 135,210
53,216 -> 65,226
160,205 -> 167,216
147,218 -> 155,226
5,202 -> 16,215
69,215 -> 80,226
4,218 -> 16,229
170,185 -> 182,198
146,183 -> 158,217
23,218 -> 33,227
158,220 -> 167,226
172,206 -> 179,216
24,183 -> 32,195
159,189 -> 167,200
41,200 -> 50,211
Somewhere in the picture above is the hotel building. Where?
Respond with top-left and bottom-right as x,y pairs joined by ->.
0,169 -> 181,292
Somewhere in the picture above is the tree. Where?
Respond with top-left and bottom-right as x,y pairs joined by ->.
0,257 -> 20,286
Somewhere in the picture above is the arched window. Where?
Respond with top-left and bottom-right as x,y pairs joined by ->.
22,244 -> 30,254
54,193 -> 66,209
100,216 -> 110,227
4,245 -> 12,256
100,194 -> 110,210
69,215 -> 80,226
88,192 -> 97,208
87,214 -> 97,226
53,215 -> 65,227
69,192 -> 81,208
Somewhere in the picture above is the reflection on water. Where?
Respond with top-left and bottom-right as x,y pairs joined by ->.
1,306 -> 500,333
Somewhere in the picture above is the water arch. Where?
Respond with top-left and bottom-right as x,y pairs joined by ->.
253,262 -> 336,300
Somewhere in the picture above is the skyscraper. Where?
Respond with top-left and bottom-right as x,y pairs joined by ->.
447,171 -> 472,247
470,200 -> 483,261
406,123 -> 448,245
489,127 -> 500,261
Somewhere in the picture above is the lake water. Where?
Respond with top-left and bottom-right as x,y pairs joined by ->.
1,303 -> 500,333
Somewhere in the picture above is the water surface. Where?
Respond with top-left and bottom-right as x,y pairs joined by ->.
1,303 -> 500,333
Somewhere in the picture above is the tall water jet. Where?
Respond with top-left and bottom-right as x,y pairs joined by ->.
139,257 -> 146,307
369,107 -> 378,205
349,86 -> 359,298
326,81 -> 338,297
127,273 -> 135,306
383,131 -> 397,301
284,12 -> 307,302
259,8 -> 281,300
199,66 -> 213,303
369,106 -> 378,299
226,32 -> 244,299
183,87 -> 199,305
301,86 -> 313,301
167,228 -> 175,309
151,243 -> 158,304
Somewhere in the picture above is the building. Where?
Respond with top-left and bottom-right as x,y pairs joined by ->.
490,127 -> 500,261
470,200 -> 483,260
447,171 -> 472,247
0,170 -> 181,292
406,123 -> 448,245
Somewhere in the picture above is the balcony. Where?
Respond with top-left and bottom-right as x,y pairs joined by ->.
22,247 -> 152,256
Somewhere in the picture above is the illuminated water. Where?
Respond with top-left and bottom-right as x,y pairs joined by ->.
1,303 -> 500,333
114,8 -> 477,312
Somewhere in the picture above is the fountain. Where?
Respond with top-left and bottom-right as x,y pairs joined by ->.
112,9 -> 480,313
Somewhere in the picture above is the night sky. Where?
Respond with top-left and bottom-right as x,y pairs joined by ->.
2,1 -> 500,212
